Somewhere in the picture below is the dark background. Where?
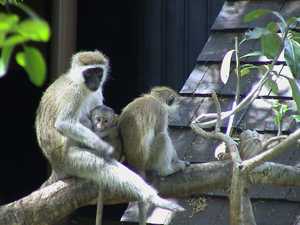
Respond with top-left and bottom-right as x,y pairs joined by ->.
0,0 -> 224,220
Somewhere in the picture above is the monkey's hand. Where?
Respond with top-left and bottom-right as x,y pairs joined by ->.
102,145 -> 115,162
95,141 -> 115,162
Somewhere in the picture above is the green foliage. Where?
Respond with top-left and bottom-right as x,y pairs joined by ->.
0,2 -> 50,86
220,50 -> 235,84
284,39 -> 300,79
243,9 -> 271,22
220,9 -> 300,134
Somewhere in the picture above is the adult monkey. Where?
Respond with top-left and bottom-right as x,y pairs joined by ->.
118,86 -> 190,224
35,51 -> 184,225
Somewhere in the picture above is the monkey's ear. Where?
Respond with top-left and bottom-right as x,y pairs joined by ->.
113,114 -> 119,125
166,95 -> 175,106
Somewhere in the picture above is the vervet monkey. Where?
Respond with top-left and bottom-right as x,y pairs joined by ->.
35,51 -> 185,225
90,105 -> 124,162
118,86 -> 190,224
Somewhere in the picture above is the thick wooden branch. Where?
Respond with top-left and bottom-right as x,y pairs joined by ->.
1,160 -> 300,224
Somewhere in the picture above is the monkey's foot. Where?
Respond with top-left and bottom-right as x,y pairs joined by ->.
147,196 -> 185,212
184,160 -> 191,167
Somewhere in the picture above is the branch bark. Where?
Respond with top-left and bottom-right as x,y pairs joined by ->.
1,160 -> 300,225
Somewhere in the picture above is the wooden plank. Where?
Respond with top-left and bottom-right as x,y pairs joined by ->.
219,66 -> 263,96
186,1 -> 210,82
211,0 -> 284,30
186,135 -> 219,163
180,64 -> 209,94
238,98 -> 274,131
280,1 -> 300,21
211,1 -> 253,30
169,97 -> 204,127
189,197 -> 227,225
197,32 -> 252,62
195,64 -> 223,94
287,187 -> 300,202
259,185 -> 290,200
239,98 -> 296,132
252,200 -> 300,225
192,96 -> 248,129
269,66 -> 300,98
171,129 -> 197,160
264,99 -> 296,132
164,0 -> 185,90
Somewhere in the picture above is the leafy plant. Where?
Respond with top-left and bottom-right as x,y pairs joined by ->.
0,1 -> 50,86
219,9 -> 300,134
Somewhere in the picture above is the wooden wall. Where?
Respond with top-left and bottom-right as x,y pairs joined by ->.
77,0 -> 224,113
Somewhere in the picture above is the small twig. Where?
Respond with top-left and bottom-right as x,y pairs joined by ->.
242,128 -> 300,172
261,135 -> 288,150
211,90 -> 221,132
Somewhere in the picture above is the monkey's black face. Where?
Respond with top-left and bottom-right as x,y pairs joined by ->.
83,68 -> 104,91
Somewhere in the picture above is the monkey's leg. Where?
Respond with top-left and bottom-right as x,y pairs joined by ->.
95,183 -> 104,225
150,133 -> 188,176
64,147 -> 185,212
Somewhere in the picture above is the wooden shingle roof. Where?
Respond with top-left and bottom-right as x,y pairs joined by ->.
122,1 -> 300,224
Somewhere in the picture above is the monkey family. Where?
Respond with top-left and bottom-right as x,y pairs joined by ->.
36,50 -> 189,225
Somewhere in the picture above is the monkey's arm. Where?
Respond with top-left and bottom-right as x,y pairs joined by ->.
55,117 -> 114,159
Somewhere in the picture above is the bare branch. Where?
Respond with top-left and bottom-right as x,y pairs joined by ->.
242,128 -> 300,172
211,90 -> 221,132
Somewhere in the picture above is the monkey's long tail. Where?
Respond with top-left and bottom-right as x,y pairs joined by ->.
104,160 -> 185,212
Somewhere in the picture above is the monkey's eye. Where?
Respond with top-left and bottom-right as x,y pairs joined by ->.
84,69 -> 93,77
103,119 -> 109,124
94,68 -> 103,77
167,95 -> 174,106
95,117 -> 101,122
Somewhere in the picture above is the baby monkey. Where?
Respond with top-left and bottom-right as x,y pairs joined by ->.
90,105 -> 124,162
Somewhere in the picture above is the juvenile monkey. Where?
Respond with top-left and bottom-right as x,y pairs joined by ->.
90,105 -> 124,162
118,86 -> 190,224
35,51 -> 184,225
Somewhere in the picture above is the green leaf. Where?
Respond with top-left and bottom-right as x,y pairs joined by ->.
15,52 -> 25,67
0,45 -> 14,77
16,46 -> 46,86
241,51 -> 266,58
293,115 -> 300,122
271,11 -> 287,27
244,9 -> 271,22
241,68 -> 250,77
281,75 -> 300,114
0,32 -> 5,47
245,27 -> 272,40
284,39 -> 300,79
17,18 -> 51,42
288,17 -> 300,27
0,13 -> 19,31
291,30 -> 300,44
267,77 -> 278,94
0,0 -> 7,6
220,50 -> 235,84
274,116 -> 281,125
261,33 -> 281,59
266,22 -> 279,33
